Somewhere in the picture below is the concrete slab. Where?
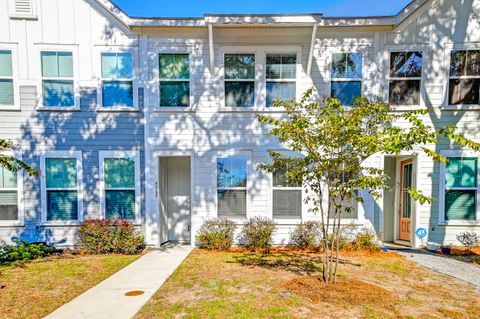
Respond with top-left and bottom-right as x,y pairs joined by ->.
44,245 -> 192,319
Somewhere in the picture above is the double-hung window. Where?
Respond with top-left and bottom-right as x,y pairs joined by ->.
101,52 -> 134,108
224,54 -> 255,107
159,53 -> 190,107
272,168 -> 302,219
0,166 -> 18,221
0,50 -> 14,107
266,53 -> 296,107
448,50 -> 480,105
43,154 -> 81,222
101,152 -> 139,221
217,157 -> 247,218
330,53 -> 363,106
388,51 -> 423,105
444,157 -> 478,221
41,51 -> 75,107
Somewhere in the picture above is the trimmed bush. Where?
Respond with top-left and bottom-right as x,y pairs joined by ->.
0,240 -> 56,265
290,221 -> 321,249
456,231 -> 480,248
77,219 -> 145,254
196,218 -> 236,250
240,217 -> 276,252
342,224 -> 382,251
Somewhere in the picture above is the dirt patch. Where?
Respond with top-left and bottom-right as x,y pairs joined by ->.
284,276 -> 398,308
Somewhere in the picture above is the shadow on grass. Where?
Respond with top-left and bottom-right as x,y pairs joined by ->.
230,252 -> 323,276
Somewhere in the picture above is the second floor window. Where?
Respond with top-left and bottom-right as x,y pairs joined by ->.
388,51 -> 422,106
449,50 -> 480,105
331,53 -> 362,106
224,54 -> 255,107
0,50 -> 14,106
266,53 -> 296,107
159,53 -> 190,107
41,51 -> 74,107
101,52 -> 133,108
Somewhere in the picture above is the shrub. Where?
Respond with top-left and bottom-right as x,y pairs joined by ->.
0,240 -> 56,265
240,217 -> 276,252
456,231 -> 480,248
335,224 -> 382,251
290,221 -> 321,249
77,219 -> 145,255
196,218 -> 236,250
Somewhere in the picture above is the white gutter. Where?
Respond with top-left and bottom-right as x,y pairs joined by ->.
208,23 -> 215,74
307,23 -> 318,77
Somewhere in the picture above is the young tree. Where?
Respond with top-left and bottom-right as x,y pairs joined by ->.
0,139 -> 39,176
257,89 -> 480,284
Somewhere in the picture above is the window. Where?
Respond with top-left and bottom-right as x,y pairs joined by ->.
101,152 -> 139,221
41,51 -> 74,107
0,166 -> 18,221
266,53 -> 296,106
224,54 -> 255,107
0,50 -> 14,106
388,51 -> 422,105
330,53 -> 362,106
159,53 -> 190,107
272,168 -> 302,219
101,52 -> 133,108
448,50 -> 480,105
43,156 -> 81,221
444,157 -> 477,221
217,157 -> 247,218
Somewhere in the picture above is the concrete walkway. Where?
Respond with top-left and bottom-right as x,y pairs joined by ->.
44,245 -> 193,319
390,246 -> 480,289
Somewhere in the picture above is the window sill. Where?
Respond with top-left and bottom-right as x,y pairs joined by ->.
438,221 -> 480,226
10,14 -> 38,20
390,105 -> 425,112
219,107 -> 287,113
440,105 -> 480,111
0,106 -> 21,111
154,107 -> 194,113
96,107 -> 140,112
0,221 -> 24,227
274,218 -> 302,225
37,107 -> 81,112
41,221 -> 81,227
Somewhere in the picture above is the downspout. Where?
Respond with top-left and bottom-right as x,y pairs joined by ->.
208,23 -> 215,74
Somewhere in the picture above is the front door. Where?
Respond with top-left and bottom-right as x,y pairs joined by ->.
399,159 -> 413,241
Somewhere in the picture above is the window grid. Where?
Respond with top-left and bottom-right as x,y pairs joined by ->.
159,53 -> 190,107
448,49 -> 480,105
0,50 -> 14,106
272,171 -> 302,219
217,157 -> 247,218
266,53 -> 297,107
224,53 -> 256,108
0,166 -> 18,221
101,52 -> 134,108
40,51 -> 74,107
388,51 -> 423,106
330,53 -> 363,106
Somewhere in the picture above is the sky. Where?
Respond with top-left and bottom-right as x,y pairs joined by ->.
112,0 -> 414,18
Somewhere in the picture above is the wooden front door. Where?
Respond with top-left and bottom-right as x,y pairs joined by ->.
399,159 -> 413,241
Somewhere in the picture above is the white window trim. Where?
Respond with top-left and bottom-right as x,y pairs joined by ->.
95,46 -> 139,111
99,150 -> 141,224
438,150 -> 480,226
215,150 -> 252,222
34,44 -> 80,111
40,151 -> 83,226
0,44 -> 20,110
265,50 -> 300,108
443,43 -> 480,110
384,47 -> 427,110
0,150 -> 24,227
328,52 -> 364,106
219,45 -> 302,112
153,47 -> 195,111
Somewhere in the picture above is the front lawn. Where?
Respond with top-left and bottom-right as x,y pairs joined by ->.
0,254 -> 139,319
136,249 -> 479,319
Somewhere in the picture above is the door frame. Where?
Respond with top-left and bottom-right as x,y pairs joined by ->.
393,156 -> 418,246
153,150 -> 195,246
399,158 -> 413,242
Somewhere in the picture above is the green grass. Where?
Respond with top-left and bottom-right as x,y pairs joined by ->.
0,254 -> 139,319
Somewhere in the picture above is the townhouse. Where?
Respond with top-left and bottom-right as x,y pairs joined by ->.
0,0 -> 479,248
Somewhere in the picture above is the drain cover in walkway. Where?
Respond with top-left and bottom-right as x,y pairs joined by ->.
125,290 -> 145,297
